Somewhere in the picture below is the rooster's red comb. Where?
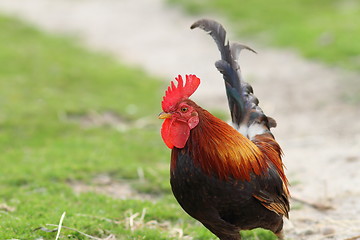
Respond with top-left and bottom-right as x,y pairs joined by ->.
162,75 -> 200,112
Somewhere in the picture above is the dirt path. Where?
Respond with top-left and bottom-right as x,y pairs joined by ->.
0,0 -> 359,239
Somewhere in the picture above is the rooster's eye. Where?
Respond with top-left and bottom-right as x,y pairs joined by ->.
181,107 -> 188,113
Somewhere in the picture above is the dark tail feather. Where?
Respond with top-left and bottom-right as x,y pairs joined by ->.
190,19 -> 243,93
214,59 -> 245,126
190,19 -> 230,65
191,19 -> 257,128
191,19 -> 276,133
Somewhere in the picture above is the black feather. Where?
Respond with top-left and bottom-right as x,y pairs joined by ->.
191,19 -> 231,64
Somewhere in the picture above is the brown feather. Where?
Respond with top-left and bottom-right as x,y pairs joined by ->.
253,193 -> 289,218
252,134 -> 288,189
189,109 -> 265,181
171,100 -> 288,183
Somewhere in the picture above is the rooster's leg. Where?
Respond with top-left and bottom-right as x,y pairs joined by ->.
219,236 -> 241,240
201,221 -> 241,240
275,230 -> 285,240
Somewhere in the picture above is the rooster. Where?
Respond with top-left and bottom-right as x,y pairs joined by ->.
158,19 -> 290,240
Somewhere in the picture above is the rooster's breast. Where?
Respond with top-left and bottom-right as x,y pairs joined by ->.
170,149 -> 283,233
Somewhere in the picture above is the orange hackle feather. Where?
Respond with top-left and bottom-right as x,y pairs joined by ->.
171,102 -> 286,182
253,133 -> 289,191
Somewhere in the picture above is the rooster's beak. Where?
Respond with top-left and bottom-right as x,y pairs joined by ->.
158,112 -> 172,119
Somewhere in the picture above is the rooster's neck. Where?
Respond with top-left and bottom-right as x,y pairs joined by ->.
171,108 -> 269,181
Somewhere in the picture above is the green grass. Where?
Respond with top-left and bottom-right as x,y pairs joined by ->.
0,14 -> 191,239
0,15 -> 277,239
168,0 -> 360,71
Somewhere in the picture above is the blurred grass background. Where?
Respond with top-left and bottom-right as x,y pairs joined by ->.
0,0 -> 359,239
169,0 -> 360,71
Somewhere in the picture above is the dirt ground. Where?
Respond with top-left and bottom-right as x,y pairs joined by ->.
0,0 -> 359,239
